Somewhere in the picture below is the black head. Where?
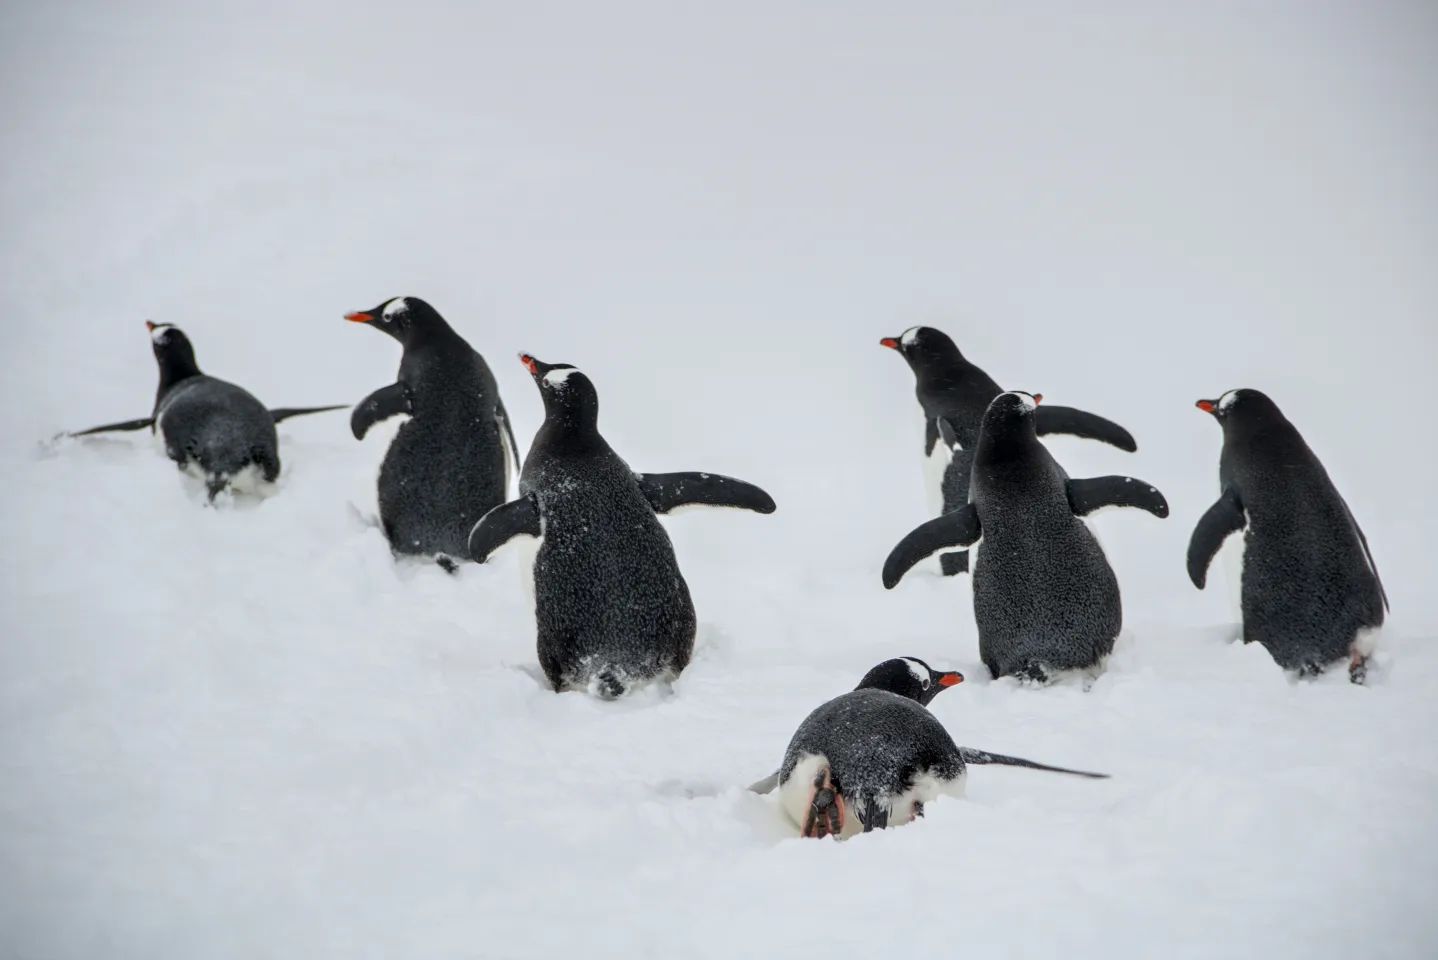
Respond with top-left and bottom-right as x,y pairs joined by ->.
980,390 -> 1043,434
145,321 -> 201,388
855,657 -> 964,706
520,353 -> 599,428
344,296 -> 448,345
879,325 -> 964,373
1195,389 -> 1283,433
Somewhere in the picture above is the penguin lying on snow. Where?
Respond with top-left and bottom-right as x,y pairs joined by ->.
880,326 -> 1137,576
64,322 -> 344,500
468,355 -> 776,698
884,392 -> 1169,681
751,657 -> 1107,839
345,296 -> 519,567
1188,389 -> 1388,682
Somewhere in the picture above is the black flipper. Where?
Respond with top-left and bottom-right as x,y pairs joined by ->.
634,472 -> 777,515
1035,405 -> 1137,452
467,494 -> 542,563
350,382 -> 412,441
270,405 -> 347,424
64,416 -> 155,438
924,417 -> 941,458
959,747 -> 1109,779
883,505 -> 981,589
1187,487 -> 1246,589
935,416 -> 962,451
1067,476 -> 1170,518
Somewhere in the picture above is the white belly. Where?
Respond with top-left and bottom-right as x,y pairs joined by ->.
1217,525 -> 1248,630
923,439 -> 952,515
516,534 -> 541,605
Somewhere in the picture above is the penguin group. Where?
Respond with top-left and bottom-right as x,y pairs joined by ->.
61,309 -> 1389,839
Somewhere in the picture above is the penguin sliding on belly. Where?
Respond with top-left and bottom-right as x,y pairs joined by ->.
1188,389 -> 1388,682
468,355 -> 776,699
345,297 -> 519,567
64,322 -> 344,500
880,326 -> 1137,576
883,392 -> 1169,681
751,658 -> 1108,839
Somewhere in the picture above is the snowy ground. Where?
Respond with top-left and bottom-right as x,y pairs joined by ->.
3,2 -> 1438,958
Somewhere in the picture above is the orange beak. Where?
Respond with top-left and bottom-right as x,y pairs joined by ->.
344,312 -> 373,323
519,353 -> 538,375
1196,400 -> 1216,413
1033,393 -> 1044,405
879,337 -> 900,350
938,672 -> 964,687
144,320 -> 156,332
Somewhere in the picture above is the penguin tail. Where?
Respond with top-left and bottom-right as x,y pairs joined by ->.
588,669 -> 627,701
204,475 -> 229,502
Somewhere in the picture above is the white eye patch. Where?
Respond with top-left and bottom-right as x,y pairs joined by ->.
150,325 -> 172,343
1218,390 -> 1239,412
382,297 -> 408,320
542,367 -> 579,386
1010,392 -> 1037,413
902,658 -> 928,685
900,326 -> 921,347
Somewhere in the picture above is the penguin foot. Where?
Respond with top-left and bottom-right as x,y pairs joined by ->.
1019,661 -> 1050,684
801,766 -> 846,840
589,670 -> 627,701
1349,652 -> 1368,686
435,555 -> 458,575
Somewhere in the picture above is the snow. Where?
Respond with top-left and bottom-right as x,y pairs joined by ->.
3,2 -> 1438,958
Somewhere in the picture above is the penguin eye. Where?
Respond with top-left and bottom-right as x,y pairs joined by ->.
921,677 -> 931,690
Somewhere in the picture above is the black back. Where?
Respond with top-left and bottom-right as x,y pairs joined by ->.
519,357 -> 695,696
968,393 -> 1120,678
780,689 -> 966,820
354,297 -> 512,558
146,323 -> 280,492
1199,389 -> 1386,670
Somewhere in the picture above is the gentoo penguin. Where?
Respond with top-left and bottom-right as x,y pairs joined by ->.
64,322 -> 344,500
880,326 -> 1137,576
345,296 -> 519,566
1188,389 -> 1388,682
883,392 -> 1169,681
467,354 -> 776,698
751,657 -> 1108,839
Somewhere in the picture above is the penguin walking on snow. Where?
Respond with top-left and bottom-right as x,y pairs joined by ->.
880,326 -> 1137,575
467,355 -> 776,698
64,322 -> 344,500
345,297 -> 519,567
750,657 -> 1107,839
1188,389 -> 1388,682
883,392 -> 1169,681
